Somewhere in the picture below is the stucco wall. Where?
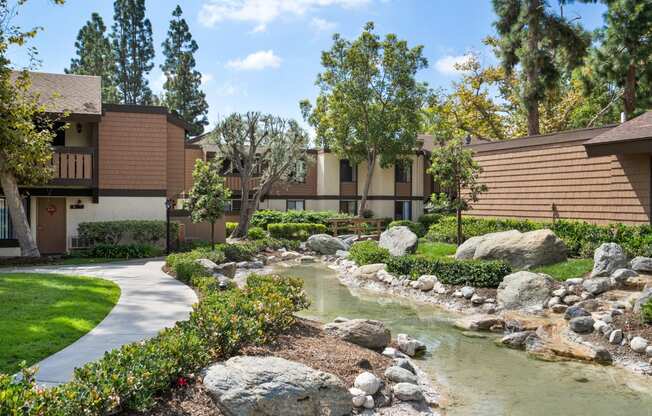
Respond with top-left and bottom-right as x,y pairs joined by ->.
0,247 -> 21,257
64,121 -> 93,147
306,199 -> 339,212
317,152 -> 340,195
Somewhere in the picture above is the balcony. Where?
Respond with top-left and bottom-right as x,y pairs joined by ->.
224,176 -> 260,192
49,147 -> 95,187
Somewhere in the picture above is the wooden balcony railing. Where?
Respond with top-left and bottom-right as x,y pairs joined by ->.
224,176 -> 260,191
50,147 -> 95,186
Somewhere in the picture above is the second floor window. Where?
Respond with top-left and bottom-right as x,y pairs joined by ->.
395,161 -> 412,183
288,159 -> 306,183
340,159 -> 357,182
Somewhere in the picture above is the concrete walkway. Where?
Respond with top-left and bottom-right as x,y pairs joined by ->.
2,259 -> 197,386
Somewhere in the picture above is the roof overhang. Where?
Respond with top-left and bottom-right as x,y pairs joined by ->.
584,137 -> 652,157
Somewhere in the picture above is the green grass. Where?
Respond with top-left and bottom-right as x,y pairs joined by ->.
532,258 -> 594,281
416,241 -> 457,259
0,273 -> 120,374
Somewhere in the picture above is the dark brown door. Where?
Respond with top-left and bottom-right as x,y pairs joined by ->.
37,198 -> 66,254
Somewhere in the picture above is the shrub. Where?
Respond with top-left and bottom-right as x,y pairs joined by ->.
78,220 -> 178,245
386,255 -> 511,288
226,222 -> 238,236
251,209 -> 352,229
388,220 -> 426,237
0,267 -> 309,415
267,223 -> 327,240
349,241 -> 390,266
641,299 -> 652,324
85,243 -> 163,259
247,226 -> 267,240
417,213 -> 443,231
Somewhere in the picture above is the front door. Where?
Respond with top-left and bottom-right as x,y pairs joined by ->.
37,198 -> 66,254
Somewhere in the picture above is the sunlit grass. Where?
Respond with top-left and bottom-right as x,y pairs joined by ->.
532,259 -> 594,281
416,241 -> 457,259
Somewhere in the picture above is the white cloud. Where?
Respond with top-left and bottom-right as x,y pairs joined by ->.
310,17 -> 336,32
199,0 -> 370,31
435,54 -> 473,75
226,50 -> 282,71
201,73 -> 214,84
216,81 -> 247,97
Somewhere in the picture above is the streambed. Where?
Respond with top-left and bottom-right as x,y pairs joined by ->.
280,264 -> 652,416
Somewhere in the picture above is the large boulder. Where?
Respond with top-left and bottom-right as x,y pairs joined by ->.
456,229 -> 567,269
203,356 -> 351,416
591,243 -> 627,278
306,234 -> 349,255
496,271 -> 554,311
630,256 -> 652,273
324,319 -> 391,350
582,277 -> 613,296
379,226 -> 418,256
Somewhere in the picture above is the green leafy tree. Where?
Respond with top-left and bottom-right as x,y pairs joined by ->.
0,0 -> 64,257
185,159 -> 231,248
111,0 -> 155,104
492,0 -> 591,136
210,112 -> 309,238
161,5 -> 208,136
66,13 -> 118,103
428,138 -> 487,245
301,22 -> 429,216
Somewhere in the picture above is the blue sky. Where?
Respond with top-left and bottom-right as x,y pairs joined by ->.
9,0 -> 607,133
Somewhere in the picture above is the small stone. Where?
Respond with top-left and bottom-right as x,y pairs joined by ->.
300,255 -> 316,264
382,347 -> 404,358
350,388 -> 366,407
611,268 -> 638,284
608,330 -> 622,346
600,325 -> 614,337
552,304 -> 568,314
562,295 -> 581,305
574,376 -> 590,383
580,292 -> 595,300
433,282 -> 448,294
392,383 -> 424,402
500,331 -> 535,350
363,396 -> 374,409
471,294 -> 485,305
552,288 -> 567,297
569,316 -> 595,333
547,296 -> 561,308
393,358 -> 416,374
577,299 -> 600,311
646,346 -> 652,357
453,290 -> 464,298
593,320 -> 608,333
397,333 -> 426,357
354,372 -> 381,395
564,305 -> 590,320
565,278 -> 583,286
611,309 -> 624,317
384,366 -> 418,384
630,337 -> 649,353
481,304 -> 497,314
461,286 -> 475,299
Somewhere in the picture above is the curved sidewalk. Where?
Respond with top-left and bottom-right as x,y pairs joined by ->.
3,259 -> 197,386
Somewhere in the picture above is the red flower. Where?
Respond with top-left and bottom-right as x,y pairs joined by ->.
177,376 -> 188,387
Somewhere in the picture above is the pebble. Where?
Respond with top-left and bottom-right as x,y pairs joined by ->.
565,278 -> 583,286
564,305 -> 590,320
547,296 -> 561,308
354,372 -> 381,395
471,294 -> 485,305
350,388 -> 367,407
461,286 -> 475,299
552,304 -> 568,314
647,346 -> 652,357
609,329 -> 623,344
631,337 -> 649,354
570,316 -> 595,333
363,395 -> 374,409
562,295 -> 581,305
552,288 -> 567,297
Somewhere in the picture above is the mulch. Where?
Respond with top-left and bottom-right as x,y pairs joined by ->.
127,318 -> 393,416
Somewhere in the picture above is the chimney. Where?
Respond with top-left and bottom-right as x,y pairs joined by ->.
620,112 -> 627,123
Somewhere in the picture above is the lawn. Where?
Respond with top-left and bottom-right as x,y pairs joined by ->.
0,273 -> 120,375
532,258 -> 594,281
417,241 -> 457,259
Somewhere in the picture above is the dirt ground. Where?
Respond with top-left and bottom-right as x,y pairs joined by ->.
128,319 -> 392,416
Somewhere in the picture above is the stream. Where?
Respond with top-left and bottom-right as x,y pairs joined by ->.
279,264 -> 652,416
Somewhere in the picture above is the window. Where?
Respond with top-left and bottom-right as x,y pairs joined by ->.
339,200 -> 357,215
394,200 -> 412,220
288,160 -> 306,183
52,121 -> 66,146
340,159 -> 357,182
225,199 -> 242,212
395,161 -> 412,183
287,200 -> 305,211
0,197 -> 29,240
206,151 -> 217,161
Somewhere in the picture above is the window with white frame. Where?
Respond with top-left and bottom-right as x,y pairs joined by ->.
287,200 -> 305,211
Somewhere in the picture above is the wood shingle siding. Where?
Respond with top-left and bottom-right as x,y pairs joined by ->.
167,123 -> 185,198
467,141 -> 651,225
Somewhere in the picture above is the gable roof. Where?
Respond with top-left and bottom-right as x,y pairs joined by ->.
13,71 -> 102,116
584,111 -> 652,146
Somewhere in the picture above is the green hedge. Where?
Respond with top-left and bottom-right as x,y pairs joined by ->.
426,216 -> 652,258
84,243 -> 163,259
0,267 -> 308,415
349,241 -> 390,265
417,213 -> 444,231
641,299 -> 652,324
78,220 -> 179,245
386,255 -> 511,288
267,223 -> 328,240
251,210 -> 352,229
247,227 -> 267,240
388,220 -> 426,237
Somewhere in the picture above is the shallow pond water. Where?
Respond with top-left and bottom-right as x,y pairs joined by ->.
279,264 -> 652,416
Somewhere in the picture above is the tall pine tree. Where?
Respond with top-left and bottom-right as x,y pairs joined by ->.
492,0 -> 590,135
66,13 -> 118,103
161,5 -> 208,135
111,0 -> 155,105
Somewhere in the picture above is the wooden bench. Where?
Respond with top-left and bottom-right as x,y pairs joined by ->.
327,218 -> 385,239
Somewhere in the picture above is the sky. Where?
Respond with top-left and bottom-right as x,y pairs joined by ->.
8,0 -> 608,135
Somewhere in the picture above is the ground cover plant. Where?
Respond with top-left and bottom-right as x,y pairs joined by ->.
532,259 -> 594,281
416,241 -> 457,259
0,273 -> 120,375
349,240 -> 390,266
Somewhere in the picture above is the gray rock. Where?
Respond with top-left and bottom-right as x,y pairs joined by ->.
324,319 -> 391,350
633,288 -> 652,314
196,258 -> 219,273
547,296 -> 561,308
497,271 -> 554,311
335,250 -> 350,259
564,305 -> 591,320
214,262 -> 236,279
562,295 -> 581,305
565,278 -> 584,286
396,333 -> 426,356
411,275 -> 436,291
461,286 -> 475,299
457,229 -> 567,269
393,358 -> 416,375
593,319 -> 608,333
363,395 -> 374,409
576,299 -> 600,311
552,288 -> 567,297
379,226 -> 418,256
354,372 -> 382,395
471,294 -> 485,305
611,268 -> 638,284
582,277 -> 613,296
631,256 -> 652,273
203,356 -> 350,416
349,388 -> 366,408
631,337 -> 649,353
609,329 -> 623,344
552,304 -> 568,313
500,331 -> 536,350
307,234 -> 349,255
569,316 -> 595,333
384,366 -> 418,384
300,255 -> 317,264
392,383 -> 424,402
646,346 -> 652,357
591,243 -> 627,278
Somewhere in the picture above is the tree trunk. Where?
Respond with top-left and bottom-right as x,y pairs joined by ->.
623,64 -> 637,120
232,176 -> 251,238
456,179 -> 462,246
358,152 -> 376,217
526,102 -> 540,136
0,163 -> 40,257
211,220 -> 215,249
526,0 -> 541,137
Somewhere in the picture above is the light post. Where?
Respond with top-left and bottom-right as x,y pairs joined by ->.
165,198 -> 174,255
